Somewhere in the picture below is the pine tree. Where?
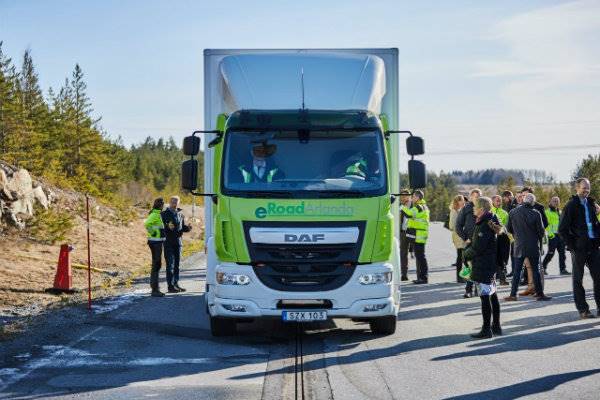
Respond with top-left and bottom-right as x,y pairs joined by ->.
1,41 -> 194,203
16,49 -> 51,174
0,42 -> 21,161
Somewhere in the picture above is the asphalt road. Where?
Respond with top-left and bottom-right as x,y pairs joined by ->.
2,223 -> 600,399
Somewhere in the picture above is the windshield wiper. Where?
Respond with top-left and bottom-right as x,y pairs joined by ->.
242,190 -> 294,198
316,190 -> 367,198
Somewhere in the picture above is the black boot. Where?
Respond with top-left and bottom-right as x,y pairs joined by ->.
167,286 -> 179,293
471,327 -> 493,339
492,324 -> 502,336
560,269 -> 571,275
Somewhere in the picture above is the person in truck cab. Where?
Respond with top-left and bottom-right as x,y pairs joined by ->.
345,156 -> 368,178
343,151 -> 380,180
239,142 -> 284,183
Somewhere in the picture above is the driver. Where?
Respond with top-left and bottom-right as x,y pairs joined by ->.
239,142 -> 284,183
345,151 -> 378,179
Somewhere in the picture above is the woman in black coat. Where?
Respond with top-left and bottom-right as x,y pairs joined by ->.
463,197 -> 503,339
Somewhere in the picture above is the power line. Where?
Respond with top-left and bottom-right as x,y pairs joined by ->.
428,144 -> 600,156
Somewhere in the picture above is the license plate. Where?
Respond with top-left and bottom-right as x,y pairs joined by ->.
282,310 -> 327,322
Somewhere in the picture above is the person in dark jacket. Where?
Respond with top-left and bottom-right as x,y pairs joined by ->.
398,189 -> 413,281
501,190 -> 518,277
161,196 -> 191,293
463,197 -> 502,339
144,198 -> 165,297
456,188 -> 482,297
505,193 -> 551,301
518,187 -> 548,286
558,178 -> 600,319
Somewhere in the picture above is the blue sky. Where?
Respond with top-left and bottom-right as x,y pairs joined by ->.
1,0 -> 599,181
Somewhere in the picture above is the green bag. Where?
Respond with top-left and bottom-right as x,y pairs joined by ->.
459,263 -> 472,281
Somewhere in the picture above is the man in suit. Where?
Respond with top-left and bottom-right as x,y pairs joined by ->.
559,178 -> 600,319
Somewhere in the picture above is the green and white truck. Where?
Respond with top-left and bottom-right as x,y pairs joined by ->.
181,49 -> 426,336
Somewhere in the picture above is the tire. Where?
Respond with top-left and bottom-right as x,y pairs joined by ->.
204,286 -> 210,314
210,316 -> 237,337
369,316 -> 397,335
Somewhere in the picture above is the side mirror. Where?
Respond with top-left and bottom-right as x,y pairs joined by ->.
408,160 -> 427,189
183,136 -> 200,156
181,159 -> 198,191
406,136 -> 424,156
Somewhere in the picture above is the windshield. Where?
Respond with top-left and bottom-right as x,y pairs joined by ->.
222,130 -> 387,198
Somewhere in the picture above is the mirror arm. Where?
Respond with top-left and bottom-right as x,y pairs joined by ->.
189,192 -> 218,205
190,129 -> 223,149
384,129 -> 413,140
192,130 -> 221,135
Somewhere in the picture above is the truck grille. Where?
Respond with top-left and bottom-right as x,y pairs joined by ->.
253,263 -> 356,292
243,221 -> 365,292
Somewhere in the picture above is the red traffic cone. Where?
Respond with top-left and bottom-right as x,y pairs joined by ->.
45,244 -> 78,294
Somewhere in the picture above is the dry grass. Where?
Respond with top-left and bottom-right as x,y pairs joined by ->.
0,190 -> 204,340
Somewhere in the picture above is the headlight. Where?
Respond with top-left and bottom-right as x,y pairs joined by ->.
216,272 -> 251,285
358,272 -> 392,285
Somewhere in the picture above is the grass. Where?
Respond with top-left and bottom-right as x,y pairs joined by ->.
182,239 -> 205,258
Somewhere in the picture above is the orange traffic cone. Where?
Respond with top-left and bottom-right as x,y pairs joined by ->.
45,244 -> 78,294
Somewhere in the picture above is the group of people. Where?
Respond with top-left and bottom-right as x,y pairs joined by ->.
445,178 -> 600,338
144,196 -> 192,297
400,178 -> 600,339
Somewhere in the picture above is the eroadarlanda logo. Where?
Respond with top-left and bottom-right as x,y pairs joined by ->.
255,201 -> 354,218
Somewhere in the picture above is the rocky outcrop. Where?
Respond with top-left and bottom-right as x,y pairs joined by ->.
0,161 -> 50,230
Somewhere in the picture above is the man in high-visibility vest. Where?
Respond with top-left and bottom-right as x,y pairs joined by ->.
542,196 -> 570,275
144,198 -> 166,297
238,143 -> 284,183
406,189 -> 430,284
492,195 -> 510,285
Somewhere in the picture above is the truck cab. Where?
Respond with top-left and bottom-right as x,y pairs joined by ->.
181,50 -> 425,336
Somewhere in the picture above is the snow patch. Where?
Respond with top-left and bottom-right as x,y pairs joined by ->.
129,357 -> 214,366
0,368 -> 19,376
92,289 -> 147,314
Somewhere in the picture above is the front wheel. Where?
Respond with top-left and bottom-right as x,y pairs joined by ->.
369,316 -> 397,335
210,316 -> 237,337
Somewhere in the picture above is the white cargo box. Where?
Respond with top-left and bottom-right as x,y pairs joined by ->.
203,49 -> 400,242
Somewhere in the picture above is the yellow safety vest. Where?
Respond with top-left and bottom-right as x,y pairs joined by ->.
407,200 -> 430,244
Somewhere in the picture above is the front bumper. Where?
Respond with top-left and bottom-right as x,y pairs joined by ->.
207,262 -> 399,319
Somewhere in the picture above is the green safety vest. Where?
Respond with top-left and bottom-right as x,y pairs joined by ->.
239,166 -> 279,183
545,208 -> 560,239
492,206 -> 508,226
407,199 -> 430,244
345,159 -> 367,178
144,209 -> 164,242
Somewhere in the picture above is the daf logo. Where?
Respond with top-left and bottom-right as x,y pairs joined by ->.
284,233 -> 326,243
